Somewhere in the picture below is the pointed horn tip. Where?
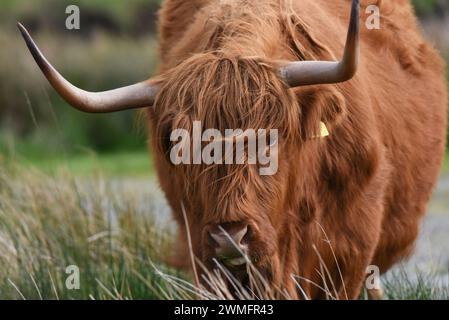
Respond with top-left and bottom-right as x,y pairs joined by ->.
352,0 -> 361,18
351,0 -> 360,17
349,1 -> 361,37
17,22 -> 31,41
17,22 -> 26,33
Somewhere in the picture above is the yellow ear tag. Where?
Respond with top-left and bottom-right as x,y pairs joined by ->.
312,122 -> 329,139
320,121 -> 329,138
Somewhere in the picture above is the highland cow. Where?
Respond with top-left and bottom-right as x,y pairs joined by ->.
19,0 -> 447,299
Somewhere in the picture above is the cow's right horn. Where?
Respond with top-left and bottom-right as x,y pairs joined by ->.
279,0 -> 360,87
18,23 -> 158,113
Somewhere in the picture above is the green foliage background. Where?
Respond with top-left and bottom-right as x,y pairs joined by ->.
412,0 -> 449,17
0,0 -> 161,161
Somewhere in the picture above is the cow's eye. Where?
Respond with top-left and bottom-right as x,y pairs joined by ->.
162,130 -> 175,161
156,120 -> 176,162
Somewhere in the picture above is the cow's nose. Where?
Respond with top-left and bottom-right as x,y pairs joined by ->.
209,224 -> 250,267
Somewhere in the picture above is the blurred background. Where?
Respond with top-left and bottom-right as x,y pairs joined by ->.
0,0 -> 161,175
0,0 -> 447,175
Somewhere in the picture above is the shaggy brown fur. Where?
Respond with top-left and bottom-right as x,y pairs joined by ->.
148,0 -> 447,299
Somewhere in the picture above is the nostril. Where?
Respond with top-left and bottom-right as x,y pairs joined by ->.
240,224 -> 251,245
208,223 -> 251,266
208,230 -> 222,248
230,224 -> 249,246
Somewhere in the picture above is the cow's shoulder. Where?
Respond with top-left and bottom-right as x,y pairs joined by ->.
360,0 -> 445,75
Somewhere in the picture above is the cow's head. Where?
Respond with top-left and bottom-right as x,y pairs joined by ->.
19,0 -> 359,291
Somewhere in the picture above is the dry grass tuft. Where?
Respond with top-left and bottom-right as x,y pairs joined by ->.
0,165 -> 447,300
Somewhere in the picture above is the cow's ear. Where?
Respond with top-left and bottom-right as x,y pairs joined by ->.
299,87 -> 347,140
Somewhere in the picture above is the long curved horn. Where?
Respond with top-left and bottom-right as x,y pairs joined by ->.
18,23 -> 158,113
279,0 -> 360,87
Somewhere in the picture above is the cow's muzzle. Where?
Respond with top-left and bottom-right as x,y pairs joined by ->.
208,222 -> 251,268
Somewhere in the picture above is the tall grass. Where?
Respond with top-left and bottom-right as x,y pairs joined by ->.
0,165 -> 177,299
383,268 -> 449,300
0,165 -> 448,300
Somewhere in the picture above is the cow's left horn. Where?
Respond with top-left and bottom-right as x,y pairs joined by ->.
18,23 -> 158,113
279,0 -> 360,87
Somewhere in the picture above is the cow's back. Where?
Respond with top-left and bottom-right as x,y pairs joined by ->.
356,0 -> 448,270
